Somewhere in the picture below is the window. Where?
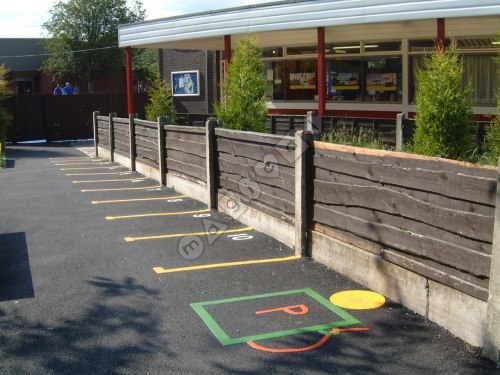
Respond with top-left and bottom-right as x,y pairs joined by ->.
326,43 -> 360,55
264,61 -> 285,100
263,47 -> 283,58
364,57 -> 402,102
457,37 -> 499,50
409,41 -> 498,106
286,45 -> 318,56
364,41 -> 401,53
327,59 -> 362,101
463,55 -> 498,106
286,60 -> 317,100
409,39 -> 451,53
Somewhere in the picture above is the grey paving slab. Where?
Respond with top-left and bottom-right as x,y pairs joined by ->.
0,143 -> 497,375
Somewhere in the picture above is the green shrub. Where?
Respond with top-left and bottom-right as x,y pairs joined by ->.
216,35 -> 267,132
145,78 -> 177,123
412,46 -> 476,161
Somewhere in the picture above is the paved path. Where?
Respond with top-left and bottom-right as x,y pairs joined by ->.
0,143 -> 497,374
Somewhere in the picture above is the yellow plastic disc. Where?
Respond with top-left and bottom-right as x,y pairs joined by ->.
330,290 -> 386,310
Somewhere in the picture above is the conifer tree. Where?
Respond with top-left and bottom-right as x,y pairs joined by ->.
217,35 -> 267,132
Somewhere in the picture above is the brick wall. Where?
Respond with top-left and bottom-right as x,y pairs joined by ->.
161,49 -> 219,114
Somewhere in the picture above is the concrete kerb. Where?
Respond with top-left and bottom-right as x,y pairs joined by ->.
311,230 -> 489,348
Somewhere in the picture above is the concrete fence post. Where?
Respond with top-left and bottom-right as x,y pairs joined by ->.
295,130 -> 315,257
92,111 -> 99,158
157,117 -> 167,185
129,114 -> 136,171
108,112 -> 116,162
483,159 -> 500,365
306,111 -> 322,140
206,119 -> 218,209
396,113 -> 405,152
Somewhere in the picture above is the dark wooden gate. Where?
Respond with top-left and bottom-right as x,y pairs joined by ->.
6,93 -> 148,142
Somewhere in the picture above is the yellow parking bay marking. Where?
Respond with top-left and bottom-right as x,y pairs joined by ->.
81,185 -> 161,192
125,226 -> 253,242
73,177 -> 147,184
106,208 -> 210,221
91,195 -> 186,205
66,172 -> 132,176
153,255 -> 300,274
60,166 -> 126,171
55,162 -> 112,166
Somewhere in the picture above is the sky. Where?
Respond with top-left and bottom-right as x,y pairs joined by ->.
0,0 -> 281,38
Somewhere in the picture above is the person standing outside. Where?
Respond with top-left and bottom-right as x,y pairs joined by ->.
64,82 -> 74,95
53,83 -> 65,95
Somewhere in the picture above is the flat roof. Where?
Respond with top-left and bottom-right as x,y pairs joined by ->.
118,0 -> 500,49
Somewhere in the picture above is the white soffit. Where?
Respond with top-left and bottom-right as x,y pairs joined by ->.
118,0 -> 500,48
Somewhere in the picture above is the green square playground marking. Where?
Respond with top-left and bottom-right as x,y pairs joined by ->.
190,288 -> 361,346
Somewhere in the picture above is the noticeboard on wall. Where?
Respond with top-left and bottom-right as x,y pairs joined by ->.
172,70 -> 200,96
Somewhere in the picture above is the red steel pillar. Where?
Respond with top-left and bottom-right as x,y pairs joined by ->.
317,27 -> 326,116
224,35 -> 232,75
126,46 -> 135,115
437,18 -> 445,51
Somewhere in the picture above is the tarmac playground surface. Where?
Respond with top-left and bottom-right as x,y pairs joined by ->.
0,142 -> 498,374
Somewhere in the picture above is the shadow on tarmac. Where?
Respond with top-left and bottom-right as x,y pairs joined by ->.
0,277 -> 171,374
0,232 -> 34,302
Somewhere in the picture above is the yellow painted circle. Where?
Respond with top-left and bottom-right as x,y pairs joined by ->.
330,290 -> 386,310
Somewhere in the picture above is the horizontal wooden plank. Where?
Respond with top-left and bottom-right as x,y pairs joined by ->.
114,139 -> 130,151
313,204 -> 491,278
218,150 -> 295,177
136,146 -> 159,164
216,128 -> 296,148
135,126 -> 158,139
314,166 -> 493,216
314,141 -> 497,179
218,188 -> 294,225
134,119 -> 157,128
165,138 -> 206,158
97,116 -> 108,121
313,223 -> 382,256
136,136 -> 158,151
114,131 -> 130,143
218,154 -> 295,196
165,125 -> 206,134
383,249 -> 489,302
219,175 -> 294,216
114,148 -> 129,158
113,118 -> 129,125
217,138 -> 295,168
314,202 -> 491,255
166,131 -> 205,144
313,151 -> 496,206
166,158 -> 206,182
220,171 -> 294,203
114,122 -> 129,132
97,120 -> 109,129
98,137 -> 109,145
167,149 -> 206,169
313,180 -> 494,243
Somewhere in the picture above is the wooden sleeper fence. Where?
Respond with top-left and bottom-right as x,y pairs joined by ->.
93,111 -> 499,353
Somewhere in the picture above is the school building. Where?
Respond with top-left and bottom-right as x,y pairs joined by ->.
118,0 -> 500,121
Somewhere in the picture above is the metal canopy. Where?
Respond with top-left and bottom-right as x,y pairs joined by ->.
118,0 -> 500,49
